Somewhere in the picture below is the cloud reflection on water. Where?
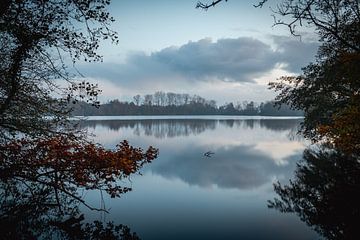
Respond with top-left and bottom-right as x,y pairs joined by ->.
81,118 -> 318,240
151,143 -> 302,190
81,118 -> 305,191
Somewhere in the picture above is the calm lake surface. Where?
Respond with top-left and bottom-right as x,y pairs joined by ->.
80,116 -> 320,240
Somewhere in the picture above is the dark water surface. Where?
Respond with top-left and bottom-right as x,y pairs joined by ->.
80,117 -> 320,240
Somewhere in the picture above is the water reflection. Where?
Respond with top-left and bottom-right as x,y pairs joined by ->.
81,118 -> 318,240
0,136 -> 155,239
269,146 -> 360,239
1,117 -> 316,239
80,118 -> 302,139
151,144 -> 301,190
0,173 -> 140,239
82,118 -> 305,191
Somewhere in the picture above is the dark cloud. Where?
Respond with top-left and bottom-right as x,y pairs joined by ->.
272,35 -> 319,72
152,37 -> 276,81
78,36 -> 318,86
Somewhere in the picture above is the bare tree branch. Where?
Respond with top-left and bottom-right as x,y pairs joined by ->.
196,0 -> 227,10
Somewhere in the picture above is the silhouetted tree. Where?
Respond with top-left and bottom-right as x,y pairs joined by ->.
198,0 -> 359,51
73,92 -> 302,116
267,0 -> 360,151
0,0 -> 120,141
259,101 -> 303,116
133,95 -> 141,106
197,1 -> 360,150
143,94 -> 153,106
0,1 -> 159,238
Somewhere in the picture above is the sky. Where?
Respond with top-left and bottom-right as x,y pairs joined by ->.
77,0 -> 319,105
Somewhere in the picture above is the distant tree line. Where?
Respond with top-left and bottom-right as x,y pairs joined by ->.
72,91 -> 303,116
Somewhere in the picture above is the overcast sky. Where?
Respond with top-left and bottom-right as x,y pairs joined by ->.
78,0 -> 319,105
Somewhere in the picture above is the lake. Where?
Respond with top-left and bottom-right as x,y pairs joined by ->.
79,116 -> 320,240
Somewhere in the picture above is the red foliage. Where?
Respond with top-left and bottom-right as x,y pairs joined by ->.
318,102 -> 360,155
0,136 -> 158,198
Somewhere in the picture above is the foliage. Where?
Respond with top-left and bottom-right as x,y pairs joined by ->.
266,1 -> 360,151
0,0 -> 117,140
318,102 -> 360,155
0,1 -> 160,238
268,147 -> 360,239
198,3 -> 360,239
257,2 -> 360,239
0,136 -> 158,200
197,1 -> 360,144
0,135 -> 157,238
270,51 -> 359,147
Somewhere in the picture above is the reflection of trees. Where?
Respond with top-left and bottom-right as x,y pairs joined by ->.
141,120 -> 216,138
219,119 -> 302,131
80,118 -> 302,139
258,119 -> 302,131
268,147 -> 360,239
81,119 -> 216,138
0,137 -> 157,239
0,177 -> 140,239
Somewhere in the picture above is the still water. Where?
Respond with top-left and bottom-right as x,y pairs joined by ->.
80,116 -> 319,240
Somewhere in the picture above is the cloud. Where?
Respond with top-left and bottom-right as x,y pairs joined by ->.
151,37 -> 277,82
77,36 -> 319,102
78,38 -> 276,87
272,35 -> 319,72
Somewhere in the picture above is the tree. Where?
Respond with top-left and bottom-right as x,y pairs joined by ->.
261,0 -> 360,144
166,92 -> 176,106
0,135 -> 158,239
133,94 -> 141,106
198,2 -> 360,237
259,100 -> 303,116
0,2 -> 159,238
198,1 -> 360,150
197,0 -> 359,53
208,100 -> 217,108
143,94 -> 153,106
317,95 -> 360,155
270,51 -> 360,144
0,136 -> 157,203
153,91 -> 162,106
0,0 -> 118,141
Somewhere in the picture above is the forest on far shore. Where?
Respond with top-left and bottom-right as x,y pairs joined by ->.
71,92 -> 303,116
